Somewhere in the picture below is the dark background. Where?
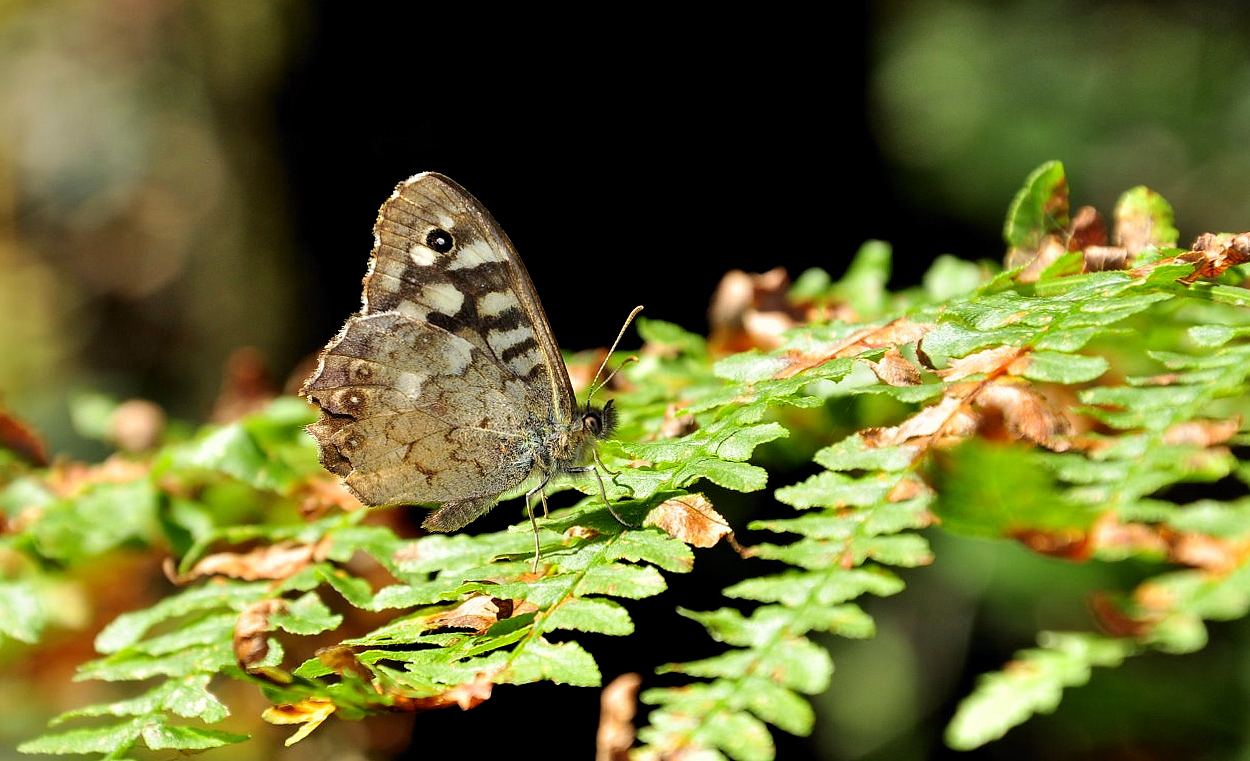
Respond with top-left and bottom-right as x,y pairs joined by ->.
276,5 -> 949,357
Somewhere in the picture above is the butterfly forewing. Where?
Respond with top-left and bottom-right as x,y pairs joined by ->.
364,174 -> 574,416
301,173 -> 604,536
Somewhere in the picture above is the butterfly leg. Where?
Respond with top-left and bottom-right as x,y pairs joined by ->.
565,464 -> 631,528
524,480 -> 552,573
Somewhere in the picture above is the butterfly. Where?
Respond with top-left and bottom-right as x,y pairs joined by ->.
300,172 -> 635,569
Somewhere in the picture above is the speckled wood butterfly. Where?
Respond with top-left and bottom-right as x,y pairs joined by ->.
301,172 -> 634,568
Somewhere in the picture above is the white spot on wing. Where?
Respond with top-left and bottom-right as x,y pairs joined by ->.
422,281 -> 465,316
507,353 -> 540,378
395,300 -> 431,321
441,341 -> 473,375
407,242 -> 437,266
478,291 -> 517,317
488,326 -> 532,354
448,239 -> 506,270
396,371 -> 426,398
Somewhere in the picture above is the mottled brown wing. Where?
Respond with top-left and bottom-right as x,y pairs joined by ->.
301,173 -> 577,526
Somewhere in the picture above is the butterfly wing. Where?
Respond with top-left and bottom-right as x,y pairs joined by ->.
365,173 -> 576,414
301,173 -> 578,523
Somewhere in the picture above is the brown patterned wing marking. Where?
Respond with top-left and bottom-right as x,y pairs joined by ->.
303,312 -> 535,510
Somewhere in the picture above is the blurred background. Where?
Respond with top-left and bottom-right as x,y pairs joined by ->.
2,1 -> 1250,759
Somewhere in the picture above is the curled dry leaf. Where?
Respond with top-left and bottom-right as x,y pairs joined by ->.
1161,417 -> 1240,447
974,381 -> 1073,451
0,404 -> 49,466
1135,231 -> 1250,284
390,671 -> 497,713
425,593 -> 519,634
46,456 -> 151,498
643,493 -> 734,549
175,538 -> 331,583
861,396 -> 977,450
1067,205 -> 1107,252
937,345 -> 1028,382
1115,188 -> 1175,253
867,348 -> 921,386
1082,245 -> 1129,273
234,598 -> 287,675
1014,233 -> 1068,283
297,474 -> 365,519
778,318 -> 932,379
1008,526 -> 1089,560
565,347 -> 614,396
1168,533 -> 1249,574
657,403 -> 698,439
1180,232 -> 1250,283
707,268 -> 798,354
316,644 -> 375,683
263,697 -> 338,746
596,673 -> 642,761
886,477 -> 932,505
566,525 -> 603,541
1087,512 -> 1249,573
1089,591 -> 1154,639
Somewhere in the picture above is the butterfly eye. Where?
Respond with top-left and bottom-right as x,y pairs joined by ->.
583,410 -> 602,436
426,228 -> 454,253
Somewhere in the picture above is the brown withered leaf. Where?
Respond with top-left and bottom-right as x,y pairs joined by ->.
1086,512 -> 1248,573
1081,245 -> 1129,273
263,697 -> 337,746
425,594 -> 508,634
867,348 -> 921,386
656,403 -> 698,439
1169,532 -> 1248,574
1089,591 -> 1153,639
644,493 -> 734,550
974,381 -> 1073,451
1161,417 -> 1240,447
390,671 -> 497,713
1067,205 -> 1107,252
1008,526 -> 1090,560
45,456 -> 151,497
234,598 -> 287,676
0,404 -> 49,466
886,477 -> 932,505
565,347 -> 614,396
937,345 -> 1029,382
174,538 -> 331,584
1138,231 -> 1250,284
861,395 -> 977,449
566,525 -> 603,541
597,673 -> 642,761
316,644 -> 374,683
1014,234 -> 1068,283
296,475 -> 364,519
778,318 -> 932,378
707,268 -> 799,354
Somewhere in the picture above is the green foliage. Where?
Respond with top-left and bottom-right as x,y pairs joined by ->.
3,161 -> 1250,758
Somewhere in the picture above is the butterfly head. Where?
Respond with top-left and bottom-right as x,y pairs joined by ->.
582,398 -> 617,442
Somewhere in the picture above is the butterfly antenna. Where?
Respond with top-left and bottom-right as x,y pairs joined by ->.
587,305 -> 644,403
